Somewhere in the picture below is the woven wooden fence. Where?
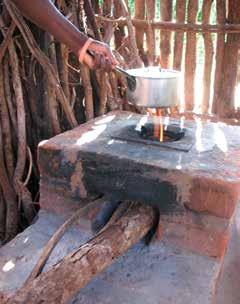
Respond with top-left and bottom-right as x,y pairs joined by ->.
95,0 -> 240,118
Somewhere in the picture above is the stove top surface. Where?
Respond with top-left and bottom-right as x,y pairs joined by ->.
43,110 -> 240,183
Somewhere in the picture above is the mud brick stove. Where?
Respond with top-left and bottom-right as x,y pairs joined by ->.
38,110 -> 240,261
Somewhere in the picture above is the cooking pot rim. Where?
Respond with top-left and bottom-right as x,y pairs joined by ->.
126,67 -> 181,80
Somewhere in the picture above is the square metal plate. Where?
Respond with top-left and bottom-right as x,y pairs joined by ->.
110,123 -> 194,152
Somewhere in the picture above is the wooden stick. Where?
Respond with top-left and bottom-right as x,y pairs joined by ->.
58,44 -> 71,103
85,0 -> 116,116
107,72 -> 120,110
102,0 -> 112,17
23,147 -> 33,187
84,0 -> 101,40
135,0 -> 145,58
173,0 -> 186,70
212,0 -> 226,114
42,35 -> 55,137
215,0 -> 240,117
97,71 -> 108,115
7,38 -> 27,198
96,16 -> 240,33
184,0 -> 198,111
47,36 -> 61,135
7,202 -> 155,304
0,21 -> 15,62
160,0 -> 172,68
78,0 -> 95,121
99,201 -> 133,233
119,0 -> 143,68
0,119 -> 18,241
27,59 -> 49,134
3,55 -> 17,131
80,66 -> 94,120
6,35 -> 36,225
25,198 -> 106,284
0,187 -> 6,241
4,0 -> 78,128
84,0 -> 114,115
201,0 -> 214,114
94,0 -> 109,116
91,0 -> 100,14
113,0 -> 125,49
0,62 -> 14,180
145,0 -> 155,65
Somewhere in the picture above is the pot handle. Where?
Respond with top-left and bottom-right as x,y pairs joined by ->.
115,66 -> 136,92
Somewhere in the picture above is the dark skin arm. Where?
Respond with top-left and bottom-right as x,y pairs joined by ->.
10,0 -> 117,70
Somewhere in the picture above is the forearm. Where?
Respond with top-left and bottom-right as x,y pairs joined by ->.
11,0 -> 88,55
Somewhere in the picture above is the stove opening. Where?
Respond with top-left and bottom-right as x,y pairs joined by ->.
141,109 -> 185,143
140,123 -> 185,142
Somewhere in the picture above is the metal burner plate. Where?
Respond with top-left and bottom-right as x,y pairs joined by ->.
110,123 -> 194,152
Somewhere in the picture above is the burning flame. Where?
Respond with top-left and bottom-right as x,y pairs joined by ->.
151,109 -> 164,142
148,108 -> 174,142
157,109 -> 164,142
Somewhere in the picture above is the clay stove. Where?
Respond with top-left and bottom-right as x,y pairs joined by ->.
38,110 -> 240,258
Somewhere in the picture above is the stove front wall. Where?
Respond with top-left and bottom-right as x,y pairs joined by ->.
81,152 -> 181,213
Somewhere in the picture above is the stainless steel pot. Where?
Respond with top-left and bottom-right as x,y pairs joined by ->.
125,67 -> 181,108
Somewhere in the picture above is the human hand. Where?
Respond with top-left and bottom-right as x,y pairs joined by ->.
78,39 -> 118,72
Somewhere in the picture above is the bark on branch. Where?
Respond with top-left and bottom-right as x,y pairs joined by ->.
96,16 -> 240,33
7,202 -> 155,304
4,0 -> 78,128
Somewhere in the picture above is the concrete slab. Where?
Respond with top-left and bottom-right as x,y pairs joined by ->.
70,242 -> 221,304
216,206 -> 240,304
0,210 -> 224,304
0,211 -> 92,300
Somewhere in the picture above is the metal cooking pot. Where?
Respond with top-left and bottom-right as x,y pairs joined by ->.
124,67 -> 181,108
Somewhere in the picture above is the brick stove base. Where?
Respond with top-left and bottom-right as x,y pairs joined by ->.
38,110 -> 240,258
